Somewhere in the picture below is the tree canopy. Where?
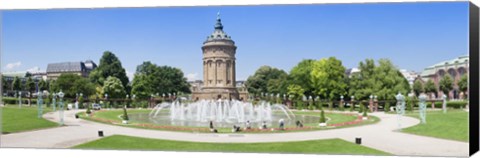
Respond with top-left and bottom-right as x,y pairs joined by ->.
12,76 -> 22,91
131,61 -> 191,99
424,79 -> 437,98
289,59 -> 315,97
458,74 -> 468,96
89,51 -> 129,90
310,57 -> 347,101
349,59 -> 409,101
102,76 -> 127,99
245,66 -> 289,96
51,74 -> 96,98
413,80 -> 424,96
439,75 -> 453,97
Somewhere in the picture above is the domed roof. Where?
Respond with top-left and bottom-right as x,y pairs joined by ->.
205,12 -> 233,43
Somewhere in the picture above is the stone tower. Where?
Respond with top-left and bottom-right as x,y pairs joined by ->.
194,13 -> 239,100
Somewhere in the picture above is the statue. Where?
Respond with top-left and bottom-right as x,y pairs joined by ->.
395,92 -> 405,130
418,93 -> 427,124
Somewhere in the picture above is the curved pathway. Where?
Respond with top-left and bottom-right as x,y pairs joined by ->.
0,109 -> 468,157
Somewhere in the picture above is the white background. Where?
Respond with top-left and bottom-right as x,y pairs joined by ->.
0,0 -> 478,158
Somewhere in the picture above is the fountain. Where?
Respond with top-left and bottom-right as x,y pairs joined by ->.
128,99 -> 312,128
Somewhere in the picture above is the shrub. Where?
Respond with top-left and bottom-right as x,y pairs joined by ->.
319,109 -> 326,123
363,105 -> 368,117
433,101 -> 468,109
86,104 -> 92,114
2,97 -> 37,105
122,107 -> 129,121
296,100 -> 304,110
384,102 -> 390,112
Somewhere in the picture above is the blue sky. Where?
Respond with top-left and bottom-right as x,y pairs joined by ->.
1,2 -> 469,81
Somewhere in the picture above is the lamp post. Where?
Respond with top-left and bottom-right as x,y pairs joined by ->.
18,91 -> 22,108
132,94 -> 136,109
340,95 -> 344,111
52,93 -> 56,111
104,93 -> 108,109
35,79 -> 43,118
37,91 -> 43,118
350,96 -> 355,111
58,91 -> 65,126
374,95 -> 378,112
126,94 -> 129,108
79,93 -> 83,110
369,95 -> 374,112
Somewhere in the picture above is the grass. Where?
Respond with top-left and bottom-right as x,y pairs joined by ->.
1,104 -> 58,134
402,109 -> 468,142
74,135 -> 391,155
80,109 -> 378,133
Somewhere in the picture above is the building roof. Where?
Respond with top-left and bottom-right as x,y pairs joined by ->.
47,62 -> 86,73
204,13 -> 233,43
420,55 -> 469,77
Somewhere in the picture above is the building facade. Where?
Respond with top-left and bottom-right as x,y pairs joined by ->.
46,60 -> 97,80
420,55 -> 469,99
191,14 -> 248,100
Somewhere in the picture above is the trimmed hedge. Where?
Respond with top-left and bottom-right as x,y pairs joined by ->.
433,101 -> 468,109
3,97 -> 37,105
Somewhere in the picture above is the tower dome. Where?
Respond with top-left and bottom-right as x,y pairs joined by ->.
205,12 -> 233,43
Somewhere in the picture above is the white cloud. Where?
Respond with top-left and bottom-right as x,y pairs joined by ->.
26,66 -> 40,73
5,61 -> 21,70
126,70 -> 134,82
186,73 -> 198,81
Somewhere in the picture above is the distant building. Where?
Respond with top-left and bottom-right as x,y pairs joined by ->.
345,68 -> 360,78
420,55 -> 469,99
400,69 -> 419,88
46,60 -> 97,80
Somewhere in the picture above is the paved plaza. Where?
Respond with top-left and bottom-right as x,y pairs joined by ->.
0,109 -> 469,157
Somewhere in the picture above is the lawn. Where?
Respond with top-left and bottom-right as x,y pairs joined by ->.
402,109 -> 468,142
74,135 -> 391,155
1,105 -> 58,134
80,109 -> 378,133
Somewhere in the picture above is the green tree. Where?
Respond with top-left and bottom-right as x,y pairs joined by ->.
122,107 -> 129,121
287,84 -> 305,108
2,76 -> 8,92
51,74 -> 96,98
38,79 -> 48,91
89,51 -> 129,90
319,109 -> 326,123
413,80 -> 424,96
12,76 -> 22,91
289,59 -> 315,97
310,57 -> 347,109
348,59 -> 376,101
458,74 -> 468,99
103,76 -> 126,100
131,61 -> 191,99
439,75 -> 453,98
245,66 -> 288,96
424,79 -> 437,98
25,77 -> 35,105
373,59 -> 410,101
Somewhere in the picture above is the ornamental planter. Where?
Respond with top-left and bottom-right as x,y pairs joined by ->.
362,116 -> 368,120
122,120 -> 128,124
